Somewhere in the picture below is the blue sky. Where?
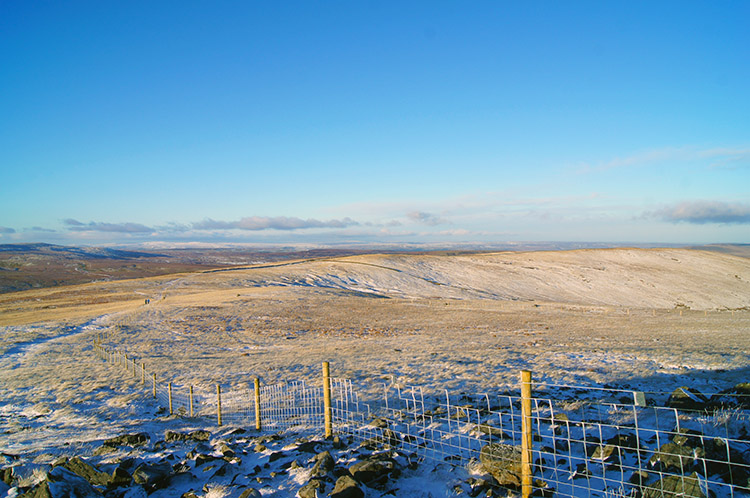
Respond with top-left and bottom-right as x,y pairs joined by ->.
1,1 -> 748,247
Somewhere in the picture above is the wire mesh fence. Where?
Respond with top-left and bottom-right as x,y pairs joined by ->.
92,339 -> 750,498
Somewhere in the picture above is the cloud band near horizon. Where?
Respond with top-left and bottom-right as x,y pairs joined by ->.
652,201 -> 750,224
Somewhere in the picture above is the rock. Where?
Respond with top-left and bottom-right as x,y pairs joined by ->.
607,433 -> 639,450
348,455 -> 399,487
330,475 -> 364,498
709,382 -> 750,409
164,430 -> 185,442
310,451 -> 335,477
194,454 -> 219,467
479,443 -> 523,488
46,466 -> 101,497
0,480 -> 9,496
101,433 -> 149,449
2,467 -> 13,486
188,430 -> 211,441
298,478 -> 325,498
666,387 -> 709,411
19,481 -> 53,497
704,437 -> 750,485
475,424 -> 510,439
59,456 -> 111,486
132,461 -> 173,491
216,442 -> 235,458
649,442 -> 703,471
295,441 -> 323,454
110,466 -> 132,487
238,488 -> 261,498
187,443 -> 212,459
254,444 -> 267,453
467,477 -> 494,497
181,493 -> 199,498
590,444 -> 619,462
370,418 -> 389,429
332,436 -> 344,449
642,471 -> 705,498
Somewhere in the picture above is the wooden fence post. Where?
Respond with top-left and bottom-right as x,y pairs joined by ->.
323,362 -> 332,438
152,373 -> 156,399
254,378 -> 262,431
217,385 -> 222,426
521,370 -> 533,498
124,354 -> 128,371
132,358 -> 137,377
189,386 -> 194,418
168,382 -> 173,415
141,363 -> 145,384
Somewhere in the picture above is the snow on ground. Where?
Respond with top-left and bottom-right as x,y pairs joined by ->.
1,248 -> 750,496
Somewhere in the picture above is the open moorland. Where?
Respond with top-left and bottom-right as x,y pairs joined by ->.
1,247 -> 750,496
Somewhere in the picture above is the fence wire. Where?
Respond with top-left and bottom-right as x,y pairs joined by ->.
92,341 -> 750,498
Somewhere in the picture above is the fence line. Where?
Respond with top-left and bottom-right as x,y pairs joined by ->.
91,337 -> 750,498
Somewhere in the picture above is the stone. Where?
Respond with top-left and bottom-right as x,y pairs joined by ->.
2,467 -> 13,486
606,433 -> 639,450
164,430 -> 184,442
642,472 -> 705,498
110,466 -> 132,487
59,456 -> 111,486
194,454 -> 219,467
238,488 -> 261,498
666,387 -> 708,411
649,442 -> 703,471
132,461 -> 173,491
348,455 -> 399,487
101,433 -> 149,448
709,383 -> 750,409
188,430 -> 211,441
479,443 -> 523,488
310,451 -> 335,477
216,442 -> 235,458
46,466 -> 101,497
298,478 -> 325,498
369,418 -> 389,429
295,441 -> 323,453
330,475 -> 364,498
590,444 -> 619,462
18,481 -> 53,498
475,424 -> 510,439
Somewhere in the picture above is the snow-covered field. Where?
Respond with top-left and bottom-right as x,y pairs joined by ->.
1,248 -> 750,497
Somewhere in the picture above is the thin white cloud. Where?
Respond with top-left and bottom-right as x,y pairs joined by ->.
406,211 -> 449,226
0,226 -> 16,234
577,146 -> 750,174
650,201 -> 750,225
192,216 -> 359,231
63,219 -> 154,233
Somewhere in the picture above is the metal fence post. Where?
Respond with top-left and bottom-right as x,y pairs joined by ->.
217,385 -> 222,426
254,378 -> 262,431
521,370 -> 533,498
323,362 -> 332,438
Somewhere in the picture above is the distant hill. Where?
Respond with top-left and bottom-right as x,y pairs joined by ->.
0,243 -> 367,293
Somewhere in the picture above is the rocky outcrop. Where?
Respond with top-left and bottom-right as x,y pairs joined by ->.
479,443 -> 523,488
666,387 -> 709,411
